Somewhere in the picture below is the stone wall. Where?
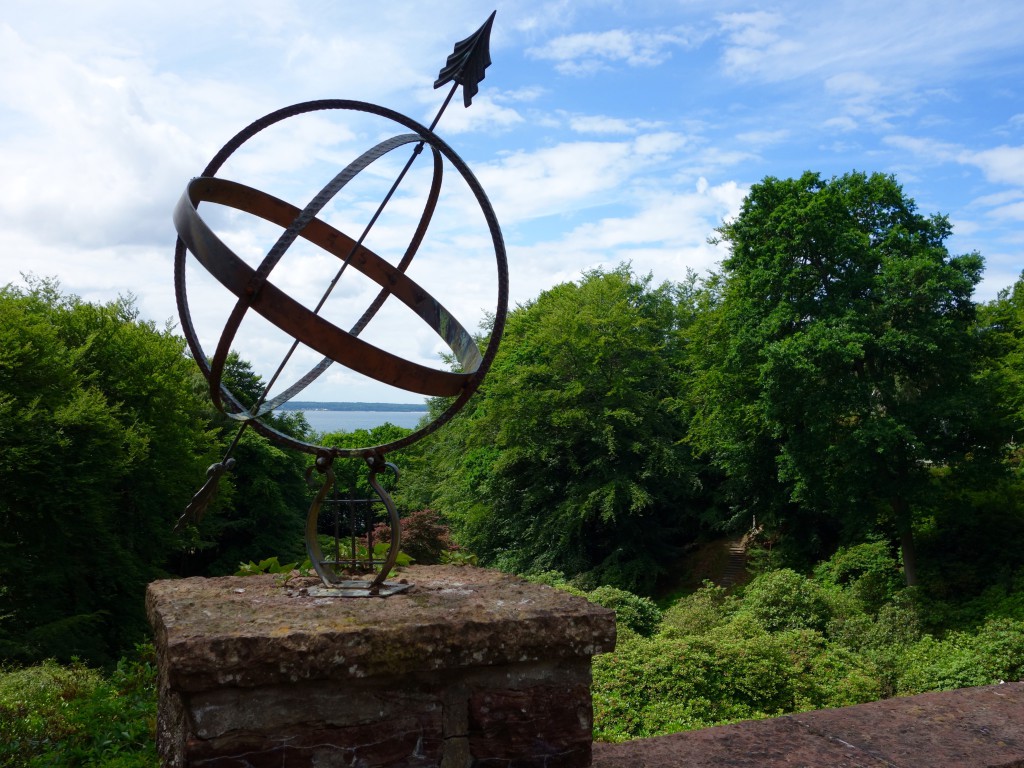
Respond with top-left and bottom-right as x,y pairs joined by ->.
593,682 -> 1024,768
147,565 -> 616,768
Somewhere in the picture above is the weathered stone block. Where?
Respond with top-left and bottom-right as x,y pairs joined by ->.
147,565 -> 615,768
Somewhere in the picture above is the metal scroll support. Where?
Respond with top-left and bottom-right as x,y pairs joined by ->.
304,452 -> 411,598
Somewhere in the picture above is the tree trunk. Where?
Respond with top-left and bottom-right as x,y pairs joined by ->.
892,497 -> 918,587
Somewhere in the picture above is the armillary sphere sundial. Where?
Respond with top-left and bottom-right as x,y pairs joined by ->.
173,12 -> 507,597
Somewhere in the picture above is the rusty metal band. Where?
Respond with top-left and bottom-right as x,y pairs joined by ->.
173,99 -> 508,459
174,176 -> 479,398
200,133 -> 444,415
257,142 -> 445,416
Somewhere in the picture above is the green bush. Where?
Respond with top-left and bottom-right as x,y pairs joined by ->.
593,633 -> 733,741
738,568 -> 834,632
813,541 -> 903,614
968,618 -> 1024,683
772,629 -> 882,710
521,570 -> 587,596
895,635 -> 993,695
896,618 -> 1024,695
586,585 -> 663,637
0,645 -> 157,767
660,582 -> 739,638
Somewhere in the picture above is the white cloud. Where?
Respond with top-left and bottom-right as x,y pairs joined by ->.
717,11 -> 800,78
567,114 -> 666,135
883,135 -> 959,162
886,136 -> 1024,188
428,95 -> 525,135
477,141 -> 636,222
0,25 -> 210,250
988,202 -> 1024,221
496,86 -> 547,103
475,132 -> 694,225
735,129 -> 790,146
960,146 -> 1024,187
824,116 -> 859,132
527,28 -> 692,76
715,1 -> 1024,84
501,177 -> 743,306
969,190 -> 1024,209
569,115 -> 639,134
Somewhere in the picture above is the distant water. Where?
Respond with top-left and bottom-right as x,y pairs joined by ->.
297,409 -> 427,434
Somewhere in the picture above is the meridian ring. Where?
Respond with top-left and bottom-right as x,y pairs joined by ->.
173,99 -> 508,459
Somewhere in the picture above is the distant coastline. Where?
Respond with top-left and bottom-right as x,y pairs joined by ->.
277,401 -> 428,413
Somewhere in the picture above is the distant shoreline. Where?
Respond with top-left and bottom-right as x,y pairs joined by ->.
277,401 -> 428,413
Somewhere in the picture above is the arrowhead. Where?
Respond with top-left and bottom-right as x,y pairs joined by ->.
434,10 -> 496,107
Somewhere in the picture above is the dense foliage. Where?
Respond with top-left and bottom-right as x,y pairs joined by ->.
404,182 -> 1021,595
0,280 -> 218,664
177,352 -> 314,576
592,543 -> 1024,742
0,282 -> 315,663
408,267 -> 713,591
688,172 -> 992,583
0,645 -> 157,766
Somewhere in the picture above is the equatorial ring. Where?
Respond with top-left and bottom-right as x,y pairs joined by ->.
173,99 -> 508,458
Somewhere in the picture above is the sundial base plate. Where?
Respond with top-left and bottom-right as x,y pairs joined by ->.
307,580 -> 412,598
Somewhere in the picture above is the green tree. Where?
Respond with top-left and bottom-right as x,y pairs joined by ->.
177,352 -> 314,576
0,279 -> 218,662
426,266 -> 709,592
689,172 -> 986,584
911,271 -> 1024,599
977,271 -> 1024,452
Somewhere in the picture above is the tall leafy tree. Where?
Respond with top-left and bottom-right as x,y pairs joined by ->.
426,266 -> 708,592
0,279 -> 218,662
978,271 -> 1024,451
689,172 -> 986,584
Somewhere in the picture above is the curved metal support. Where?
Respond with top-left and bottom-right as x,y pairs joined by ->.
304,458 -> 341,586
302,453 -> 409,597
365,456 -> 401,595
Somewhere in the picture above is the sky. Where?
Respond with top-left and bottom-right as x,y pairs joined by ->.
2,0 -> 1023,406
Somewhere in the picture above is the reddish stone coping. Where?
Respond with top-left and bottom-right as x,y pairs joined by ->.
146,565 -> 616,692
593,682 -> 1024,768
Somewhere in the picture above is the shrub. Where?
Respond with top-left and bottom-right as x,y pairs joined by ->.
593,633 -> 733,742
0,645 -> 157,767
895,635 -> 993,695
373,508 -> 454,565
813,541 -> 903,614
738,568 -> 833,632
592,619 -> 887,743
772,629 -> 882,710
521,570 -> 588,597
593,627 -> 801,741
660,582 -> 739,638
893,618 -> 1024,695
586,586 -> 663,637
969,618 -> 1024,683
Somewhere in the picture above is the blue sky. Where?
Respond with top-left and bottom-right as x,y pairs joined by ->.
1,1 -> 1022,404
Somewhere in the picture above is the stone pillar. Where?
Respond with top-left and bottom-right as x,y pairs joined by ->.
146,565 -> 616,768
